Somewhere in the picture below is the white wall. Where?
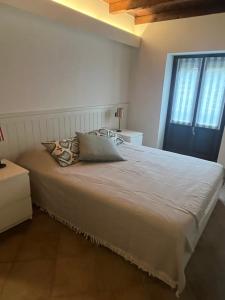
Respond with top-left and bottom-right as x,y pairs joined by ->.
128,13 -> 225,158
0,4 -> 136,114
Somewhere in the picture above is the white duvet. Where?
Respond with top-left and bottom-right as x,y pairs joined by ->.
18,143 -> 224,295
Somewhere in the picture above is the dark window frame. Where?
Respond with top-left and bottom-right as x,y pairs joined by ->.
163,53 -> 225,150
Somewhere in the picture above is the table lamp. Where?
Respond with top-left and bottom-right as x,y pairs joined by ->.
0,127 -> 6,169
115,107 -> 124,132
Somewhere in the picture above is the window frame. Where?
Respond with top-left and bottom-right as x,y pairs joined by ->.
165,53 -> 225,131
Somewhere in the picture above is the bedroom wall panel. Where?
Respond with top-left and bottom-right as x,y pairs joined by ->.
0,104 -> 128,161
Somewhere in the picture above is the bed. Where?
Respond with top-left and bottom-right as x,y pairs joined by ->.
17,143 -> 224,295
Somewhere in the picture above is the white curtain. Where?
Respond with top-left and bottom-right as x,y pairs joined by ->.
171,57 -> 202,125
196,56 -> 225,129
170,56 -> 225,129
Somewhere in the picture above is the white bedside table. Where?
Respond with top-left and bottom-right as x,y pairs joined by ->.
117,130 -> 143,146
0,159 -> 32,234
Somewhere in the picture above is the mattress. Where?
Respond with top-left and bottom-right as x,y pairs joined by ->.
17,143 -> 224,295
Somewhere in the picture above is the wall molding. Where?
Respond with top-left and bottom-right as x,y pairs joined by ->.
0,103 -> 128,161
0,103 -> 129,119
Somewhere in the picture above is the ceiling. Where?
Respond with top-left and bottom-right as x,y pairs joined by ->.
104,0 -> 225,24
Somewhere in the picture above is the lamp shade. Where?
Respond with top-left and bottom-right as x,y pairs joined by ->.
0,127 -> 4,142
115,107 -> 124,119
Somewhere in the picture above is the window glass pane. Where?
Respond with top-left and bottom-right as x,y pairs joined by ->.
171,57 -> 202,125
196,57 -> 225,129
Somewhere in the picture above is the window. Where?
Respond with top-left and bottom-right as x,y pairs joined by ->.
170,54 -> 225,129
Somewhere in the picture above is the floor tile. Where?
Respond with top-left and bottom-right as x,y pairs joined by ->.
0,230 -> 25,262
51,291 -> 115,300
112,283 -> 152,300
52,255 -> 98,298
1,259 -> 55,300
58,227 -> 98,258
15,231 -> 59,261
25,211 -> 61,236
93,246 -> 145,293
0,263 -> 12,294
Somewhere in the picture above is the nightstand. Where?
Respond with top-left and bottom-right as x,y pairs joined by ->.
0,159 -> 32,233
117,130 -> 143,145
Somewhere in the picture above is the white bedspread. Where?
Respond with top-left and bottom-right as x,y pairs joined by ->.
18,143 -> 224,294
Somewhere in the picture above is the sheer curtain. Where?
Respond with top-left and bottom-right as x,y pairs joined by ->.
170,56 -> 225,129
196,56 -> 225,129
171,57 -> 202,125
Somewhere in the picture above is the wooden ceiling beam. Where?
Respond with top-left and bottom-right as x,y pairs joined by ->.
109,0 -> 176,13
104,0 -> 121,3
128,0 -> 205,16
105,0 -> 225,24
135,2 -> 225,23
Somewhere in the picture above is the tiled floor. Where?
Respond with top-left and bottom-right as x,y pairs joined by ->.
1,202 -> 225,300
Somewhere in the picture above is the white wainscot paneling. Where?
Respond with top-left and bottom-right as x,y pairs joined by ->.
0,104 -> 128,161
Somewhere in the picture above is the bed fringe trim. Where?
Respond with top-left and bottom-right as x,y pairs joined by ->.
39,206 -> 181,297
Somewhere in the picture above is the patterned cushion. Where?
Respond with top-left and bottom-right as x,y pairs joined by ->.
42,137 -> 79,167
88,128 -> 124,145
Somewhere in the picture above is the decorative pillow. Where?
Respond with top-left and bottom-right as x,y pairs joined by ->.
88,128 -> 124,145
42,137 -> 79,167
77,132 -> 125,162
